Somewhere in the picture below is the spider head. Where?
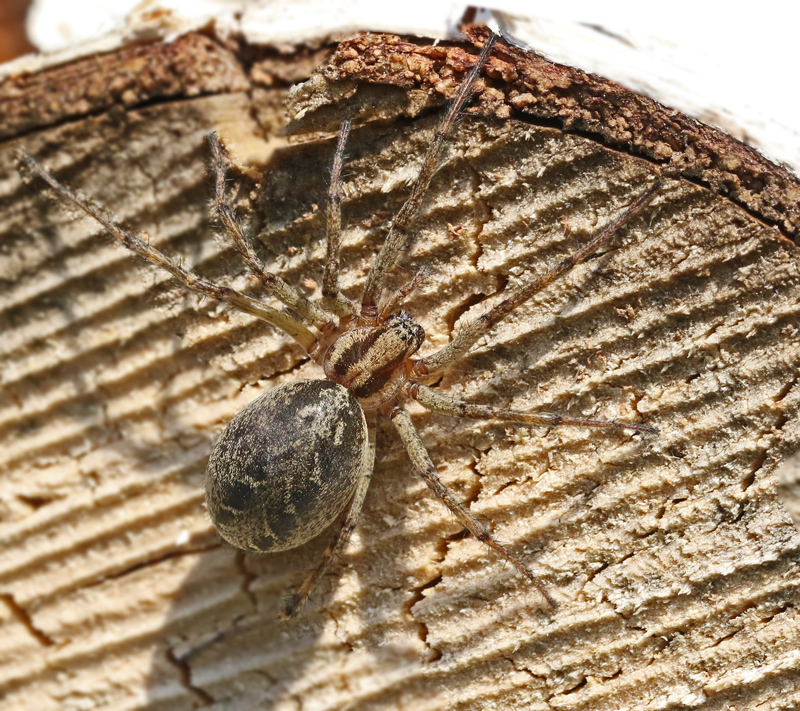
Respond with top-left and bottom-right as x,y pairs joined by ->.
383,311 -> 425,351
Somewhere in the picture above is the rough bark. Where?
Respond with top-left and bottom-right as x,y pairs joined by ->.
1,27 -> 799,711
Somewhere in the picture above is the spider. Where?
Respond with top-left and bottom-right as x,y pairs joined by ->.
19,31 -> 661,620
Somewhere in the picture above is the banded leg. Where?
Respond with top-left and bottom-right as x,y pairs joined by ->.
407,382 -> 658,434
322,121 -> 359,318
276,412 -> 377,620
414,179 -> 663,377
360,32 -> 499,312
391,407 -> 557,609
18,151 -> 319,353
208,133 -> 334,329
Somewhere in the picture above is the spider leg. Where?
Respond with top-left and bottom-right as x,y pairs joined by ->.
276,412 -> 377,620
413,178 -> 664,378
407,382 -> 657,434
391,406 -> 558,609
208,133 -> 334,329
359,32 -> 499,314
378,267 -> 430,320
322,120 -> 359,318
18,151 -> 319,354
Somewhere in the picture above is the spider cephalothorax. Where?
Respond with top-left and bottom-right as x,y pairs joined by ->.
322,311 -> 425,407
19,29 -> 660,620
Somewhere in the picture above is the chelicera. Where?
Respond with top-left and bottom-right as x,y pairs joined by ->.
20,31 -> 661,619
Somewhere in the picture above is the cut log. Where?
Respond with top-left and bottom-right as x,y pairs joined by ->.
1,24 -> 799,711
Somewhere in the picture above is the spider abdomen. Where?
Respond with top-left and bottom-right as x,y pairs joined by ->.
205,379 -> 369,552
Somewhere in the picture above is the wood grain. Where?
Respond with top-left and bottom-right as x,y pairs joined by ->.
1,28 -> 799,710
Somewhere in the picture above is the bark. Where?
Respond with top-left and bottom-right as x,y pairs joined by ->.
1,26 -> 799,711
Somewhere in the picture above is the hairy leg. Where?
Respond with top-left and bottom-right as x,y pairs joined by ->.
208,132 -> 333,329
414,179 -> 663,377
360,32 -> 499,313
321,120 -> 359,318
18,151 -> 319,353
391,406 -> 557,609
407,382 -> 658,434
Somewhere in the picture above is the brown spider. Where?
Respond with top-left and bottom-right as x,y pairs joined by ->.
19,31 -> 660,620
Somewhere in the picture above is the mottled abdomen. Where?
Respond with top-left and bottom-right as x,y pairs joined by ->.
205,379 -> 369,552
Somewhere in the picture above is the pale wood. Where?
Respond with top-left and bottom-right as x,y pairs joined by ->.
1,27 -> 800,711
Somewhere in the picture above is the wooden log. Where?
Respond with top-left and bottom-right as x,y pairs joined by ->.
1,24 -> 799,711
